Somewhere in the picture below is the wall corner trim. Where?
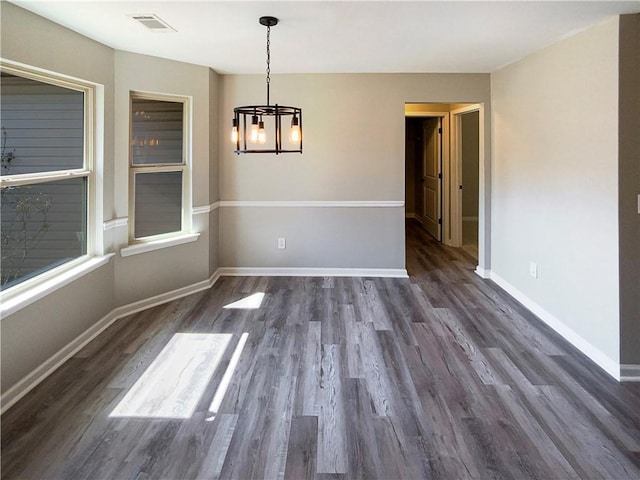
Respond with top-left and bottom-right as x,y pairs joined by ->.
192,201 -> 221,215
103,217 -> 128,231
489,270 -> 621,381
475,267 -> 491,279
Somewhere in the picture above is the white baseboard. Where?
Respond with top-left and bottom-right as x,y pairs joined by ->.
0,309 -> 119,414
1,270 -> 222,415
110,276 -> 212,320
474,266 -> 491,279
620,364 -> 640,382
217,267 -> 409,278
488,271 -> 620,381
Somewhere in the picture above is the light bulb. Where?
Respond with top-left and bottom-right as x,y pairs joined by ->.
258,120 -> 266,144
290,115 -> 301,143
250,115 -> 259,143
231,118 -> 239,143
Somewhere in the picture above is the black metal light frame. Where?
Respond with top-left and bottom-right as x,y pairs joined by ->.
233,105 -> 302,154
233,16 -> 303,155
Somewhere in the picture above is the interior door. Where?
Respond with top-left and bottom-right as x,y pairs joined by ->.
422,118 -> 442,240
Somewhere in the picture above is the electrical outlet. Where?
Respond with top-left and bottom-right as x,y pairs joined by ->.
278,237 -> 286,249
529,261 -> 538,279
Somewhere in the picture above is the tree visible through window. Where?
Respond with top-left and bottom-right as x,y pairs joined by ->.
0,71 -> 90,290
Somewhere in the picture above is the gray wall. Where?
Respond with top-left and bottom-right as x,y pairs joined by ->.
461,111 -> 480,218
491,18 -> 620,365
618,14 -> 640,365
0,2 -> 116,391
112,51 -> 213,306
209,69 -> 220,276
219,73 -> 491,269
404,119 -> 417,215
0,4 -> 220,394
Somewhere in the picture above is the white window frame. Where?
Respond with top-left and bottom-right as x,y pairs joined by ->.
0,60 -> 105,310
128,91 -> 192,245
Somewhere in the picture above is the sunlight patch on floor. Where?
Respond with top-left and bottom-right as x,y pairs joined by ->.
223,292 -> 265,309
110,333 -> 232,419
206,332 -> 250,422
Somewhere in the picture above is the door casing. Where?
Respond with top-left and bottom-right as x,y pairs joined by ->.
405,103 -> 487,274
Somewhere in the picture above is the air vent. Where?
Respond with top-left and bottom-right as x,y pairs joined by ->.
128,14 -> 176,32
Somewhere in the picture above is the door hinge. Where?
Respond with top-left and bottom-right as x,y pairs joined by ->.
459,185 -> 463,190
438,127 -> 442,134
438,218 -> 442,225
438,173 -> 442,179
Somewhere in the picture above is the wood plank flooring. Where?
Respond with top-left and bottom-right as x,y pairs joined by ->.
2,219 -> 640,479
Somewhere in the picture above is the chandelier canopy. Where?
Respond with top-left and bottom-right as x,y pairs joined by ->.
232,16 -> 302,154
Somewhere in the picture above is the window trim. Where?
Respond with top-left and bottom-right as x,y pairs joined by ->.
128,91 -> 192,244
0,59 -> 102,305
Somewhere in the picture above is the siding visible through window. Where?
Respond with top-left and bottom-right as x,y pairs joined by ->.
0,71 -> 89,290
130,94 -> 187,241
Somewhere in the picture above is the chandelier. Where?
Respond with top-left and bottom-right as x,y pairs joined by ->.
231,16 -> 302,154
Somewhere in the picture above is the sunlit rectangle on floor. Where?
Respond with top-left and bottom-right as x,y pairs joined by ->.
110,333 -> 232,419
223,292 -> 265,309
207,332 -> 249,421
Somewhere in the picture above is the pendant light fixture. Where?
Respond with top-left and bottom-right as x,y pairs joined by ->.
232,16 -> 302,154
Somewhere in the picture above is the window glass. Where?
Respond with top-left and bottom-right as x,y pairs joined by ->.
134,171 -> 182,238
1,72 -> 84,175
1,177 -> 87,290
0,69 -> 90,292
131,98 -> 183,165
130,94 -> 187,241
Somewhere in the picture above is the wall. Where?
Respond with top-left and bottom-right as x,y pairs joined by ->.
404,119 -> 417,215
219,74 -> 491,270
491,18 -> 620,370
112,52 -> 212,306
0,2 -> 116,391
1,4 -> 220,396
209,69 -> 221,277
461,111 -> 480,218
618,14 -> 640,366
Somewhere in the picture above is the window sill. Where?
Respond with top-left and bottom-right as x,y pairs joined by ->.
1,254 -> 115,318
120,233 -> 200,258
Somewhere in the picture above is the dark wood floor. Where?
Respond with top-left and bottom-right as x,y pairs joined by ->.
2,220 -> 640,479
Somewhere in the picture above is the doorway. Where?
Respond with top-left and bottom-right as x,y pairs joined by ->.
405,103 -> 483,265
405,115 -> 445,241
405,117 -> 443,241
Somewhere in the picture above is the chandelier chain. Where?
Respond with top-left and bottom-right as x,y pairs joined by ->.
266,25 -> 271,105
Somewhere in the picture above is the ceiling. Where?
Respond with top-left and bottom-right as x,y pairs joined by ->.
10,1 -> 640,74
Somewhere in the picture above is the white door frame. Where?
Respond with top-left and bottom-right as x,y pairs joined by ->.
450,104 -> 485,260
405,110 -> 452,244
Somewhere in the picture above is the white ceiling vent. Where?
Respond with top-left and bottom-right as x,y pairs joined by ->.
129,14 -> 176,33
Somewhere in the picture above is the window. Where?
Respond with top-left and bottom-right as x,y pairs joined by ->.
130,93 -> 190,242
0,66 -> 94,291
